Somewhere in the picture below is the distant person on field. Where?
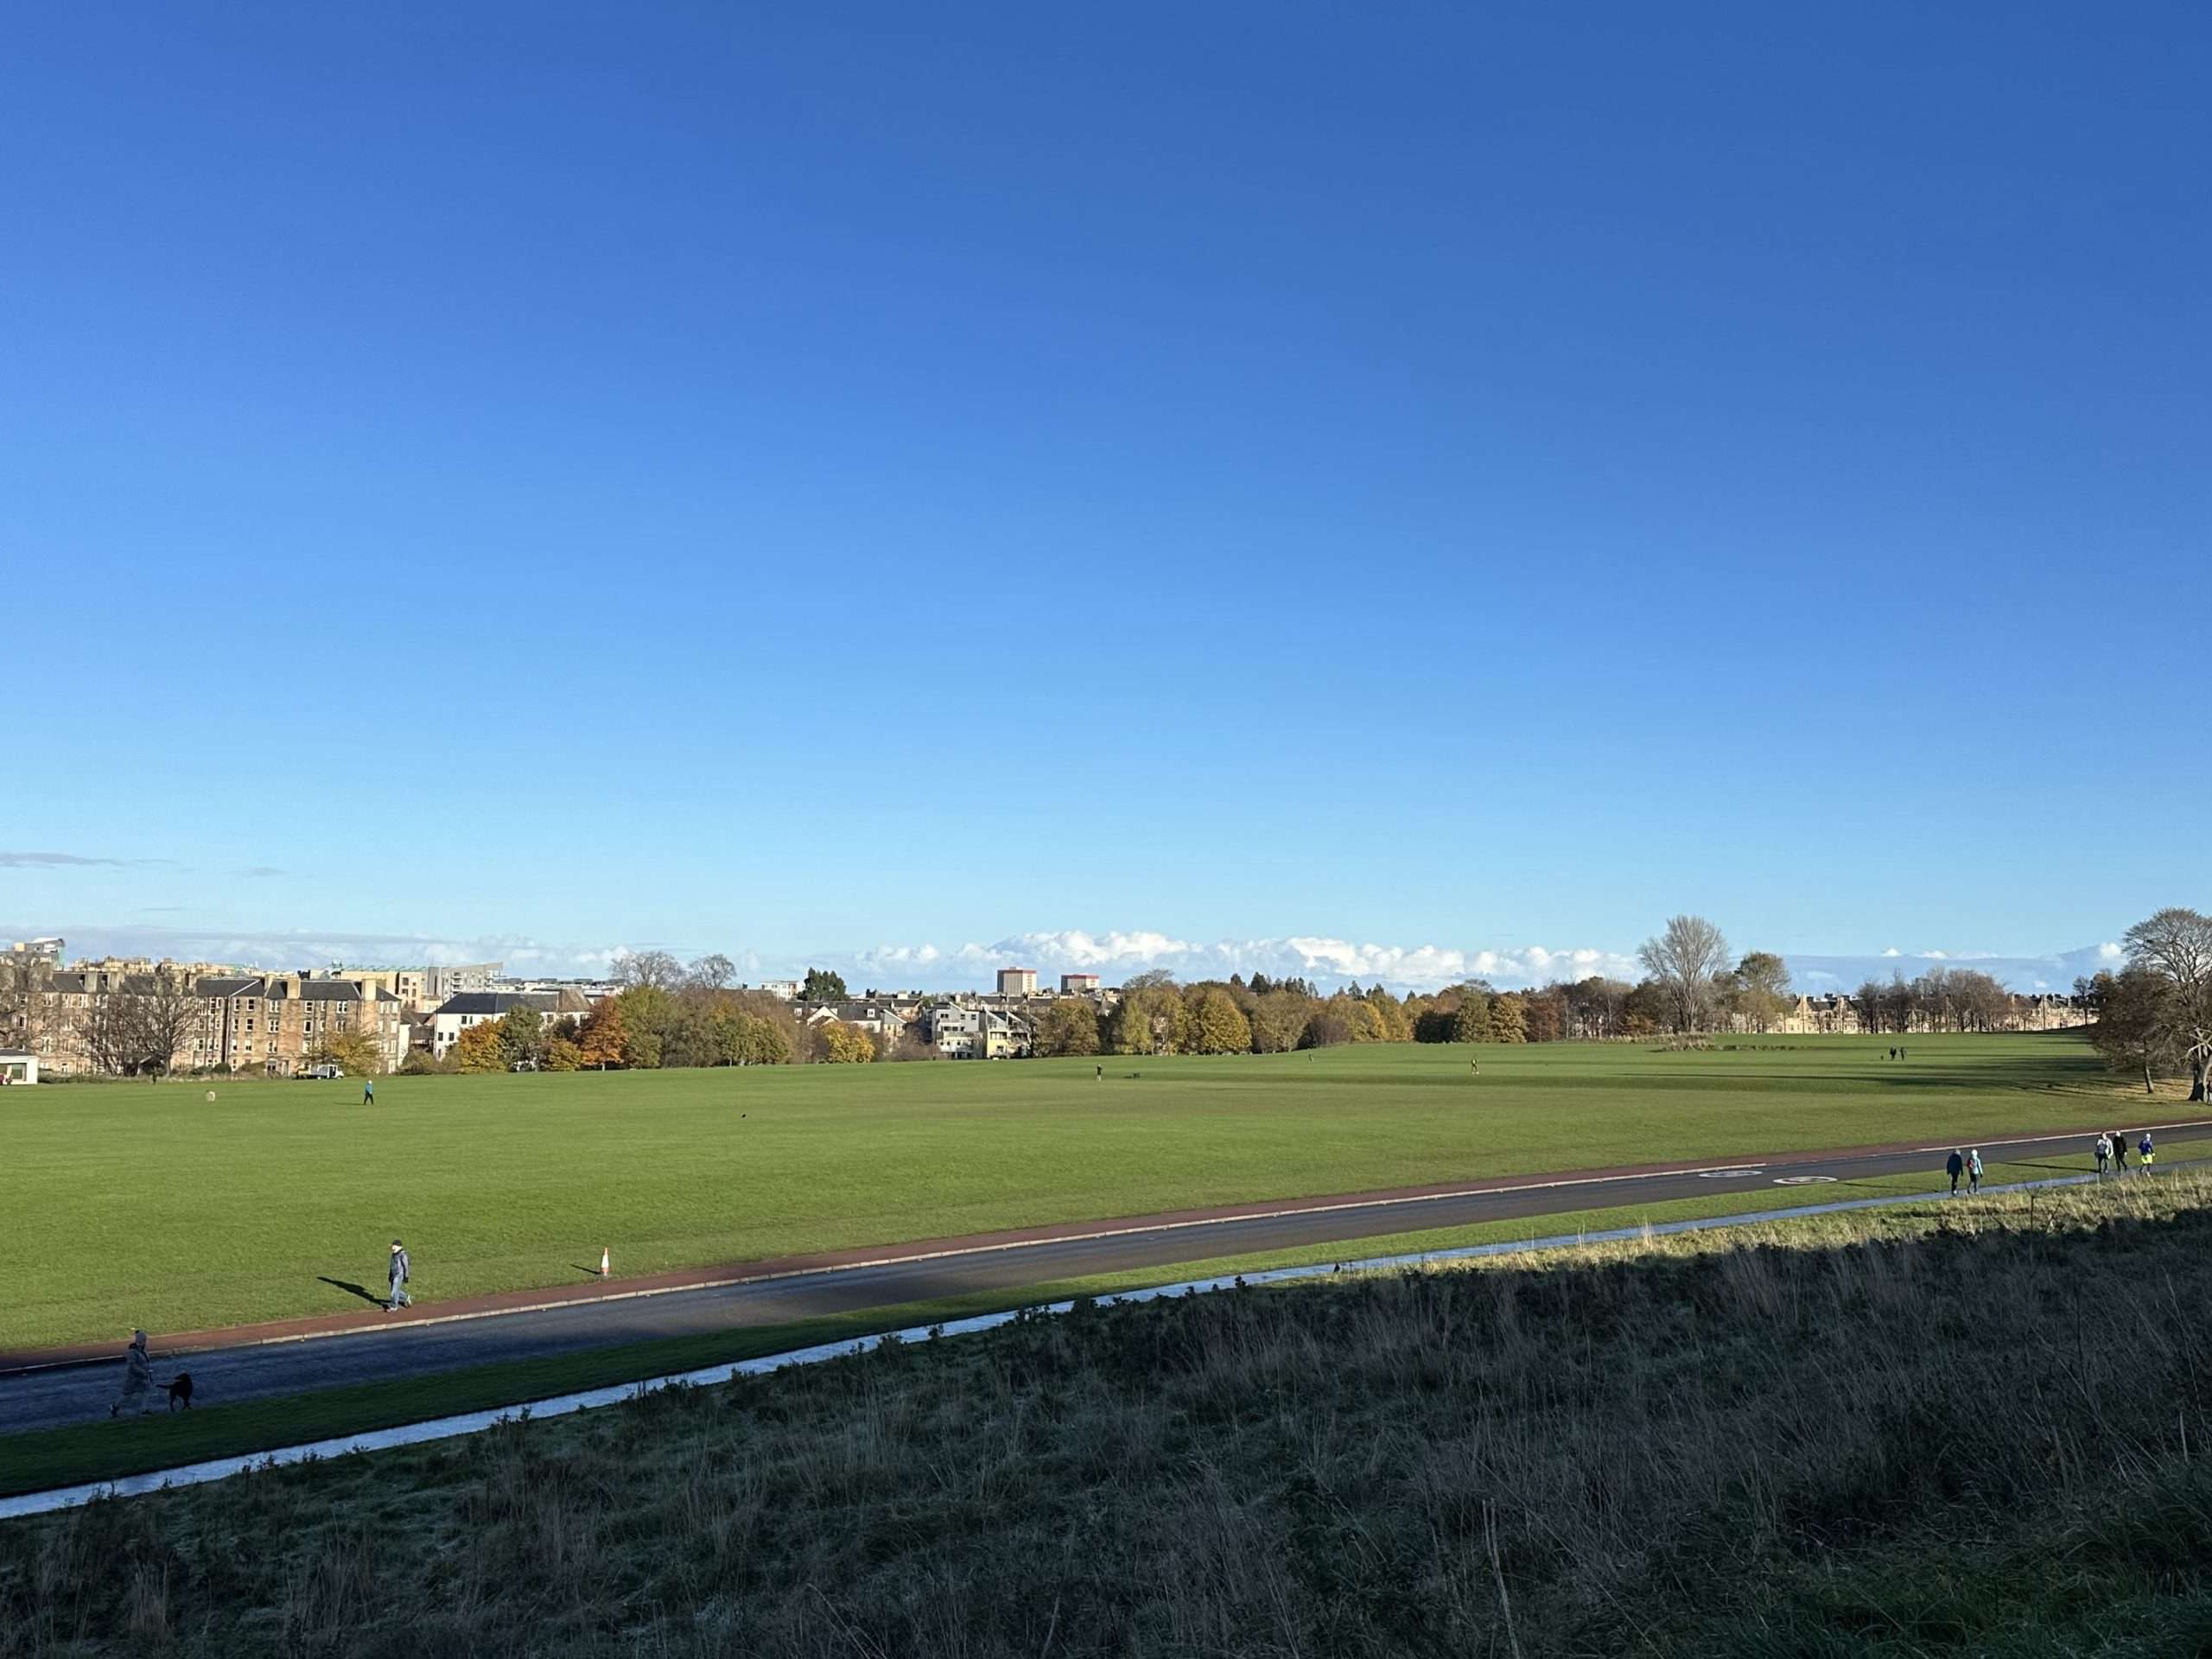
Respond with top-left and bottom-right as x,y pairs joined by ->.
109,1330 -> 153,1418
1967,1148 -> 1983,1195
2094,1135 -> 2110,1175
364,1076 -> 375,1106
1946,1148 -> 1963,1196
387,1239 -> 411,1312
2140,1131 -> 2156,1169
2111,1133 -> 2128,1173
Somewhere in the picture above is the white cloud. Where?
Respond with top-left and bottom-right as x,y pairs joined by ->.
1880,947 -> 1902,957
845,931 -> 1639,992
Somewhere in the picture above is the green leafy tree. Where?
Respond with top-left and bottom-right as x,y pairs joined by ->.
497,1004 -> 544,1069
802,968 -> 849,1002
543,1036 -> 583,1072
1731,952 -> 1792,1032
1451,991 -> 1493,1045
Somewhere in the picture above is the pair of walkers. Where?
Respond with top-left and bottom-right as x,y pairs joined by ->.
1945,1147 -> 1982,1196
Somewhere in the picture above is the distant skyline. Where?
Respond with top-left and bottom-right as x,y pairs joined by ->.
1,904 -> 2132,996
3,6 -> 2206,970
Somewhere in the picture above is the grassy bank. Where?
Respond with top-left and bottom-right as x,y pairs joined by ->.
8,1166 -> 2212,1655
0,1032 -> 2148,1350
14,1141 -> 2203,1498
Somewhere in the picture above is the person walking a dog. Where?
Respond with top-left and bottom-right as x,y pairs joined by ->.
387,1239 -> 411,1312
109,1330 -> 153,1418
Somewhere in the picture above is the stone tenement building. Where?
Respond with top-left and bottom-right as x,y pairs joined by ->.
30,970 -> 408,1077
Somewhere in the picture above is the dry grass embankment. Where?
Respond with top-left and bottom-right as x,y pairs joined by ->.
8,1171 -> 2212,1656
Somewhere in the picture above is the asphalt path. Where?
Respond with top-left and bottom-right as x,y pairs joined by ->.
0,1126 -> 2182,1437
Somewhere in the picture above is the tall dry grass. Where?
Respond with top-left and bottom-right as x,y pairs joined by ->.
8,1175 -> 2212,1656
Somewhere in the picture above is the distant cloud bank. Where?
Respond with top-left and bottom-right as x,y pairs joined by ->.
3,920 -> 2129,995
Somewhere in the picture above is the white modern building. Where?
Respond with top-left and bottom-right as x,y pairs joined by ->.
0,1051 -> 37,1085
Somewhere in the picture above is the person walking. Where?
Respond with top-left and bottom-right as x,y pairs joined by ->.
2094,1134 -> 2111,1176
363,1076 -> 375,1106
387,1239 -> 411,1312
2111,1133 -> 2128,1174
1946,1148 -> 1964,1196
2139,1131 -> 2156,1170
109,1330 -> 153,1418
1967,1147 -> 1983,1195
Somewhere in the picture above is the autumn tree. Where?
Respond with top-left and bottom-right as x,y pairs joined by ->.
1490,992 -> 1529,1044
310,1026 -> 384,1077
1116,980 -> 1186,1055
453,1021 -> 505,1073
1451,991 -> 1492,1045
577,997 -> 628,1068
1637,915 -> 1732,1032
820,1020 -> 875,1063
543,1036 -> 583,1072
1035,999 -> 1102,1058
1185,987 -> 1253,1055
1249,990 -> 1313,1053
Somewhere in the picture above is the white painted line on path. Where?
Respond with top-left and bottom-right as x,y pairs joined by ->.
0,1170 -> 2115,1522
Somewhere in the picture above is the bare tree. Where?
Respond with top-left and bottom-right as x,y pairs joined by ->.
73,976 -> 198,1077
684,954 -> 736,994
613,950 -> 685,993
75,993 -> 140,1076
134,976 -> 200,1074
2087,967 -> 2182,1094
1637,915 -> 1731,1033
0,951 -> 51,1052
2124,907 -> 2212,1102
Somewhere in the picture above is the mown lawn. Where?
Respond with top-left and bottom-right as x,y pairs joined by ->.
0,1032 -> 2146,1351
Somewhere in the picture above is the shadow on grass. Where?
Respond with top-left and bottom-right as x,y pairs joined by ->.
316,1278 -> 386,1309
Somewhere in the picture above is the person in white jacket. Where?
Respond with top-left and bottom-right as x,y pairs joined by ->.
109,1330 -> 153,1418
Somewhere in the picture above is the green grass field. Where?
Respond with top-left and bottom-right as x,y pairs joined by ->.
0,1032 -> 2164,1352
15,1166 -> 2212,1656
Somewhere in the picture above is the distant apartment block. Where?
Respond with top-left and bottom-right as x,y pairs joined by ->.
1059,973 -> 1101,995
996,967 -> 1039,997
30,970 -> 408,1077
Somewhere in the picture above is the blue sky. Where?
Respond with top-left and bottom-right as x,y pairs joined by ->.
3,3 -> 2206,989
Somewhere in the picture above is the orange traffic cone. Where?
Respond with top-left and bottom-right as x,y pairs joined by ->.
600,1247 -> 610,1278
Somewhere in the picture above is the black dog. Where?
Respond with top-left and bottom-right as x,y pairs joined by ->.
165,1373 -> 194,1411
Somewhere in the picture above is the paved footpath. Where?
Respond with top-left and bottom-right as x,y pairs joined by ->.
3,1121 -> 2201,1438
